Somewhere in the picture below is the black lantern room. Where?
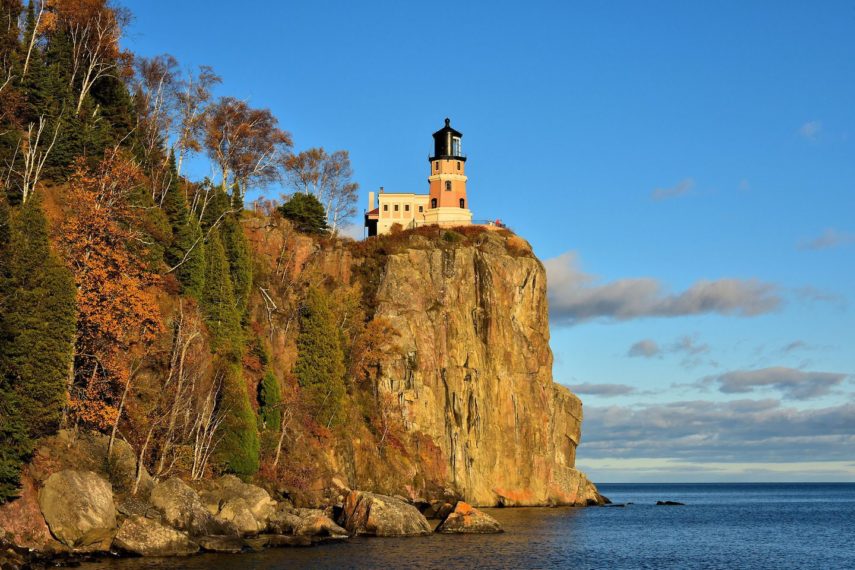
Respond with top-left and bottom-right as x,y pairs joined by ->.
430,118 -> 466,162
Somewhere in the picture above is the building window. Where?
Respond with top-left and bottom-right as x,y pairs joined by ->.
457,161 -> 461,170
445,181 -> 452,191
405,205 -> 410,212
435,162 -> 439,171
418,206 -> 423,212
452,136 -> 461,156
431,198 -> 437,208
383,205 -> 388,211
459,198 -> 465,208
394,204 -> 399,211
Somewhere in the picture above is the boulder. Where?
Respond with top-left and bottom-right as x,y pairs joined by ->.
421,500 -> 455,520
216,498 -> 260,536
112,515 -> 198,556
197,535 -> 244,553
339,491 -> 431,537
196,475 -> 276,526
435,501 -> 503,534
150,478 -> 233,537
267,505 -> 304,534
294,513 -> 348,538
38,470 -> 117,550
656,501 -> 685,506
264,534 -> 312,548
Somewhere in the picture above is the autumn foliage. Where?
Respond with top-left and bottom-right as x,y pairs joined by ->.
59,151 -> 164,429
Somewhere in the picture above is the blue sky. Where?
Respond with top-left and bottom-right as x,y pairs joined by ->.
122,1 -> 854,482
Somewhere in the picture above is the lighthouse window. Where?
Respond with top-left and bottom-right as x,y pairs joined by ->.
452,137 -> 461,155
457,161 -> 461,170
445,181 -> 452,191
460,198 -> 465,208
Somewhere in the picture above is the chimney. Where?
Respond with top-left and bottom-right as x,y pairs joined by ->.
368,191 -> 375,211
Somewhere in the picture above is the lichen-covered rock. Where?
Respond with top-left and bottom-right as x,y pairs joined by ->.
435,501 -> 503,534
368,233 -> 601,506
266,505 -> 304,534
150,478 -> 233,537
197,475 -> 276,524
216,498 -> 260,536
197,535 -> 244,553
294,513 -> 348,538
339,491 -> 430,537
37,470 -> 116,550
112,516 -> 198,556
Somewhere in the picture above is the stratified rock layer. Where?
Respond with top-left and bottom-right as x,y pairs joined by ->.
371,233 -> 600,506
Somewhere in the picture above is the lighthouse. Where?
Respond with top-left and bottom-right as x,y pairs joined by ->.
365,118 -> 473,236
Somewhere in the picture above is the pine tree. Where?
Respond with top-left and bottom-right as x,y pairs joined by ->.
295,287 -> 346,427
3,195 -> 76,436
163,153 -> 205,297
220,211 -> 252,318
0,195 -> 76,501
258,370 -> 282,431
216,361 -> 259,476
201,228 -> 241,353
279,193 -> 328,234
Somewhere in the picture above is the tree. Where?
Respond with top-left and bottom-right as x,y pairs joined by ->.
258,369 -> 281,431
283,148 -> 359,233
51,0 -> 129,113
2,194 -> 76,434
216,361 -> 259,476
0,195 -> 75,501
174,65 -> 219,178
200,227 -> 241,353
59,152 -> 164,430
131,53 -> 179,203
278,192 -> 328,234
162,153 -> 204,297
220,210 -> 251,318
295,287 -> 346,427
204,97 -> 292,199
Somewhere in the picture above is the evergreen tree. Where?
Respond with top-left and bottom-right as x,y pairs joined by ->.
163,153 -> 205,297
0,196 -> 76,501
258,370 -> 282,431
200,186 -> 231,231
201,228 -> 241,353
220,211 -> 252,318
295,287 -> 346,427
278,193 -> 328,234
2,195 -> 76,436
216,361 -> 259,476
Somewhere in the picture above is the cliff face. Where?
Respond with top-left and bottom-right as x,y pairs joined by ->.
365,232 -> 599,506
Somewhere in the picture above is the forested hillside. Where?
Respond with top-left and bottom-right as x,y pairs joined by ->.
0,0 -> 361,502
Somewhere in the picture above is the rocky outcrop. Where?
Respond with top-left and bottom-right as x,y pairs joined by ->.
368,232 -> 601,506
112,516 -> 198,556
339,491 -> 431,537
150,478 -> 229,537
435,501 -> 503,534
196,475 -> 276,532
37,470 -> 116,550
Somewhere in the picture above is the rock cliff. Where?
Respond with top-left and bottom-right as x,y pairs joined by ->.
362,230 -> 600,506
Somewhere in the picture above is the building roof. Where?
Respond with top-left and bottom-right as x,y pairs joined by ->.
432,117 -> 462,138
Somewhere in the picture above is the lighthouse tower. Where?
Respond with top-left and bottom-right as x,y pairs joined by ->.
424,118 -> 473,227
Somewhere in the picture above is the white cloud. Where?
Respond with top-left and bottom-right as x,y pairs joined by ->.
651,177 -> 694,201
798,228 -> 855,251
628,339 -> 661,358
545,252 -> 781,325
337,223 -> 364,241
799,120 -> 822,140
565,382 -> 636,397
702,367 -> 849,400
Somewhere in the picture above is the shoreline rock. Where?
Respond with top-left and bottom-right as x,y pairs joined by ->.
435,502 -> 503,534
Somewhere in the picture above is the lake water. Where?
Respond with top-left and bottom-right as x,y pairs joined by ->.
80,483 -> 855,569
